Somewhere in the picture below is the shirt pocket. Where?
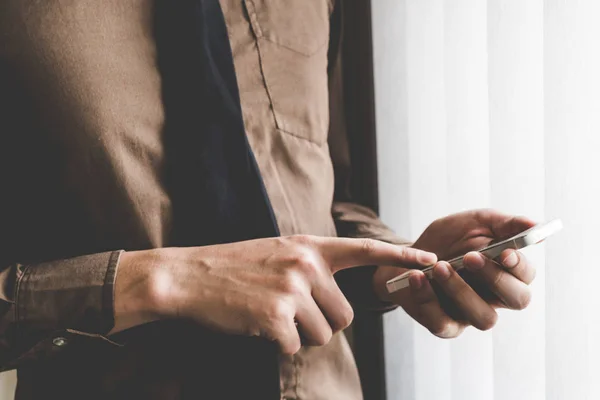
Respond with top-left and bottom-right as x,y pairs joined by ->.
244,0 -> 331,145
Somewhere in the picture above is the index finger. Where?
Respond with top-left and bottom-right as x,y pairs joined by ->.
314,237 -> 438,273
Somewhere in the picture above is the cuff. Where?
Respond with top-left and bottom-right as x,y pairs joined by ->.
335,265 -> 398,313
16,251 -> 122,336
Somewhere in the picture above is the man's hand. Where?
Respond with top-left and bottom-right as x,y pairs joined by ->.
112,235 -> 437,354
373,209 -> 537,338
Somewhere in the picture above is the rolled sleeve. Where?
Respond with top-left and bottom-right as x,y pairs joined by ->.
0,251 -> 122,371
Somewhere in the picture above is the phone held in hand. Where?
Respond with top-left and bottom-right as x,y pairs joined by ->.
386,219 -> 563,294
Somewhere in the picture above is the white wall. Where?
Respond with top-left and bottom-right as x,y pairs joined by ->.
372,1 -> 600,399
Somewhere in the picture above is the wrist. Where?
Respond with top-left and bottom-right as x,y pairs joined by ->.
143,247 -> 188,319
111,249 -> 169,333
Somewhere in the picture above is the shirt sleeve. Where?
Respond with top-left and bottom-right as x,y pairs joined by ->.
327,2 -> 410,312
0,251 -> 122,372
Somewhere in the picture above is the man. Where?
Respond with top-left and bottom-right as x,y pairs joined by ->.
0,1 -> 536,399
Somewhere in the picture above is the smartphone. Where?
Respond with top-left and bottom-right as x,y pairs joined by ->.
385,218 -> 563,294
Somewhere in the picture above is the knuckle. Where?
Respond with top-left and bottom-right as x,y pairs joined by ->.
396,245 -> 408,260
272,236 -> 288,249
281,338 -> 301,355
291,234 -> 315,246
513,289 -> 532,310
428,320 -> 464,339
292,251 -> 321,278
314,327 -> 333,346
330,305 -> 354,332
266,298 -> 293,325
360,238 -> 377,255
476,311 -> 498,331
492,269 -> 505,288
430,323 -> 453,338
280,270 -> 306,295
260,301 -> 300,355
342,306 -> 355,328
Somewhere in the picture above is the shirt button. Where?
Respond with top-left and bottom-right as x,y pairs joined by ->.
52,337 -> 68,347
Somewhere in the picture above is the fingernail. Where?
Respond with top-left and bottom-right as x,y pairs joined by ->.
417,251 -> 438,265
502,251 -> 519,268
409,273 -> 423,290
467,252 -> 485,270
435,262 -> 452,281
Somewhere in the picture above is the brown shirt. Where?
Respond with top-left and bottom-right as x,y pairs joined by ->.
0,1 -> 407,399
